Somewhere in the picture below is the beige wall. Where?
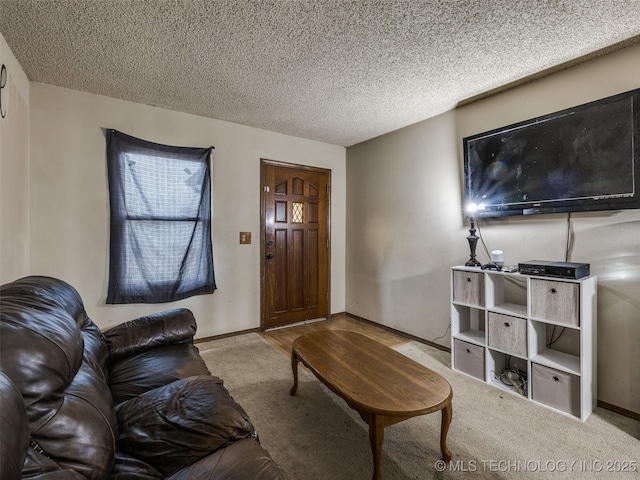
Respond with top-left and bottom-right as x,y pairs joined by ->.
0,33 -> 30,283
347,43 -> 640,413
28,84 -> 346,338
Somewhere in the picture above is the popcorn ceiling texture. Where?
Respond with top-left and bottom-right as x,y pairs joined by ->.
1,0 -> 639,146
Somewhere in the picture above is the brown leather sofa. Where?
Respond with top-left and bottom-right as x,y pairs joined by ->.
0,276 -> 286,480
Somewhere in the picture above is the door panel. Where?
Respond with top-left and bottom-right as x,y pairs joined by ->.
262,161 -> 330,329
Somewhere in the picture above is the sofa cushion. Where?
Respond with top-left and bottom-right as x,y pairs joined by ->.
109,343 -> 212,405
166,438 -> 286,480
109,452 -> 163,480
116,375 -> 255,476
21,449 -> 89,480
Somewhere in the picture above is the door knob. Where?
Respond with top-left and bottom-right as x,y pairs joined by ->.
266,253 -> 274,259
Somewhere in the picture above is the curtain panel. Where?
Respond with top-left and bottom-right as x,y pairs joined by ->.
106,129 -> 216,304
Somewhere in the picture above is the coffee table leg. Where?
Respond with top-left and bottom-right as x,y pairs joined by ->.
440,401 -> 452,461
368,414 -> 384,480
290,350 -> 299,396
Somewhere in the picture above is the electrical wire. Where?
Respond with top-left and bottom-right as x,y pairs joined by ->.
0,64 -> 6,119
535,213 -> 572,347
499,370 -> 527,396
474,216 -> 491,261
498,354 -> 528,396
547,326 -> 566,348
430,323 -> 451,343
565,212 -> 572,262
476,212 -> 573,264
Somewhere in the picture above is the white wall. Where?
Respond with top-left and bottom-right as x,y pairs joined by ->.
346,43 -> 640,413
0,33 -> 30,283
28,84 -> 346,338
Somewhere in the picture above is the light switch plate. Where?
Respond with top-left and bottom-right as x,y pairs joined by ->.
240,232 -> 251,244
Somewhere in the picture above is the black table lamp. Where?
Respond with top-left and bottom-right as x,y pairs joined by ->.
465,204 -> 481,267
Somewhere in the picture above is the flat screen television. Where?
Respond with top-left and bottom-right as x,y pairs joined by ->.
463,88 -> 640,217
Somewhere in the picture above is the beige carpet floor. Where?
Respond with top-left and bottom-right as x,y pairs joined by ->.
197,334 -> 639,479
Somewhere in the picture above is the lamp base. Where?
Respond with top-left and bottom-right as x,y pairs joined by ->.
465,219 -> 481,267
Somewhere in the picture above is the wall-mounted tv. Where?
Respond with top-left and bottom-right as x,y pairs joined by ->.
464,88 -> 640,217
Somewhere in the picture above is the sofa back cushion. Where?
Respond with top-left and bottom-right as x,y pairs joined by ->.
0,276 -> 117,480
109,343 -> 212,405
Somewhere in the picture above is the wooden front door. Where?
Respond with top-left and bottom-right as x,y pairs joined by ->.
261,160 -> 330,329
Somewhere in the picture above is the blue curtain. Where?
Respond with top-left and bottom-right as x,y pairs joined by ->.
106,130 -> 216,304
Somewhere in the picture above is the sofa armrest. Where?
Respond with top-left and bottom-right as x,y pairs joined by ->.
0,371 -> 29,480
104,308 -> 197,361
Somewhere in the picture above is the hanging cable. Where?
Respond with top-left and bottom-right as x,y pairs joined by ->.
565,212 -> 571,262
430,323 -> 451,343
0,64 -> 7,119
547,326 -> 566,348
475,216 -> 491,261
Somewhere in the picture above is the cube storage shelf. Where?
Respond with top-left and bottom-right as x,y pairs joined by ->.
450,266 -> 597,421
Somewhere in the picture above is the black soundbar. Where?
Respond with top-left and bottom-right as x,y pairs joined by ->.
518,260 -> 590,279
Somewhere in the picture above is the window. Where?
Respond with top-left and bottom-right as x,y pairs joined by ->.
106,130 -> 216,304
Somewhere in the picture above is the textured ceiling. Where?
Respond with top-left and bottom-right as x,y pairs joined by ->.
1,1 -> 640,147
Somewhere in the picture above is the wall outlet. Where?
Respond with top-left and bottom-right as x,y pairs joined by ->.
239,232 -> 251,244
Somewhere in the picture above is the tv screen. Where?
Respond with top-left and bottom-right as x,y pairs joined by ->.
464,88 -> 640,217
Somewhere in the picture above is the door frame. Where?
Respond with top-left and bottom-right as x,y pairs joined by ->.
260,158 -> 332,330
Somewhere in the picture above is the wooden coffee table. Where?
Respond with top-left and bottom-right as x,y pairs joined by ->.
290,330 -> 452,480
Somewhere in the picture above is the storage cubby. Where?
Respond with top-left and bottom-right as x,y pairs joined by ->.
487,349 -> 529,397
531,363 -> 580,417
485,272 -> 527,316
451,304 -> 485,345
529,321 -> 581,375
453,339 -> 485,380
452,270 -> 485,307
450,266 -> 597,421
530,278 -> 580,326
488,312 -> 527,357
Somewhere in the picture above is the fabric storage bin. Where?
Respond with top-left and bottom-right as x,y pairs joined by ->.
531,363 -> 580,417
530,279 -> 579,326
488,312 -> 527,358
452,271 -> 485,308
454,339 -> 485,380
